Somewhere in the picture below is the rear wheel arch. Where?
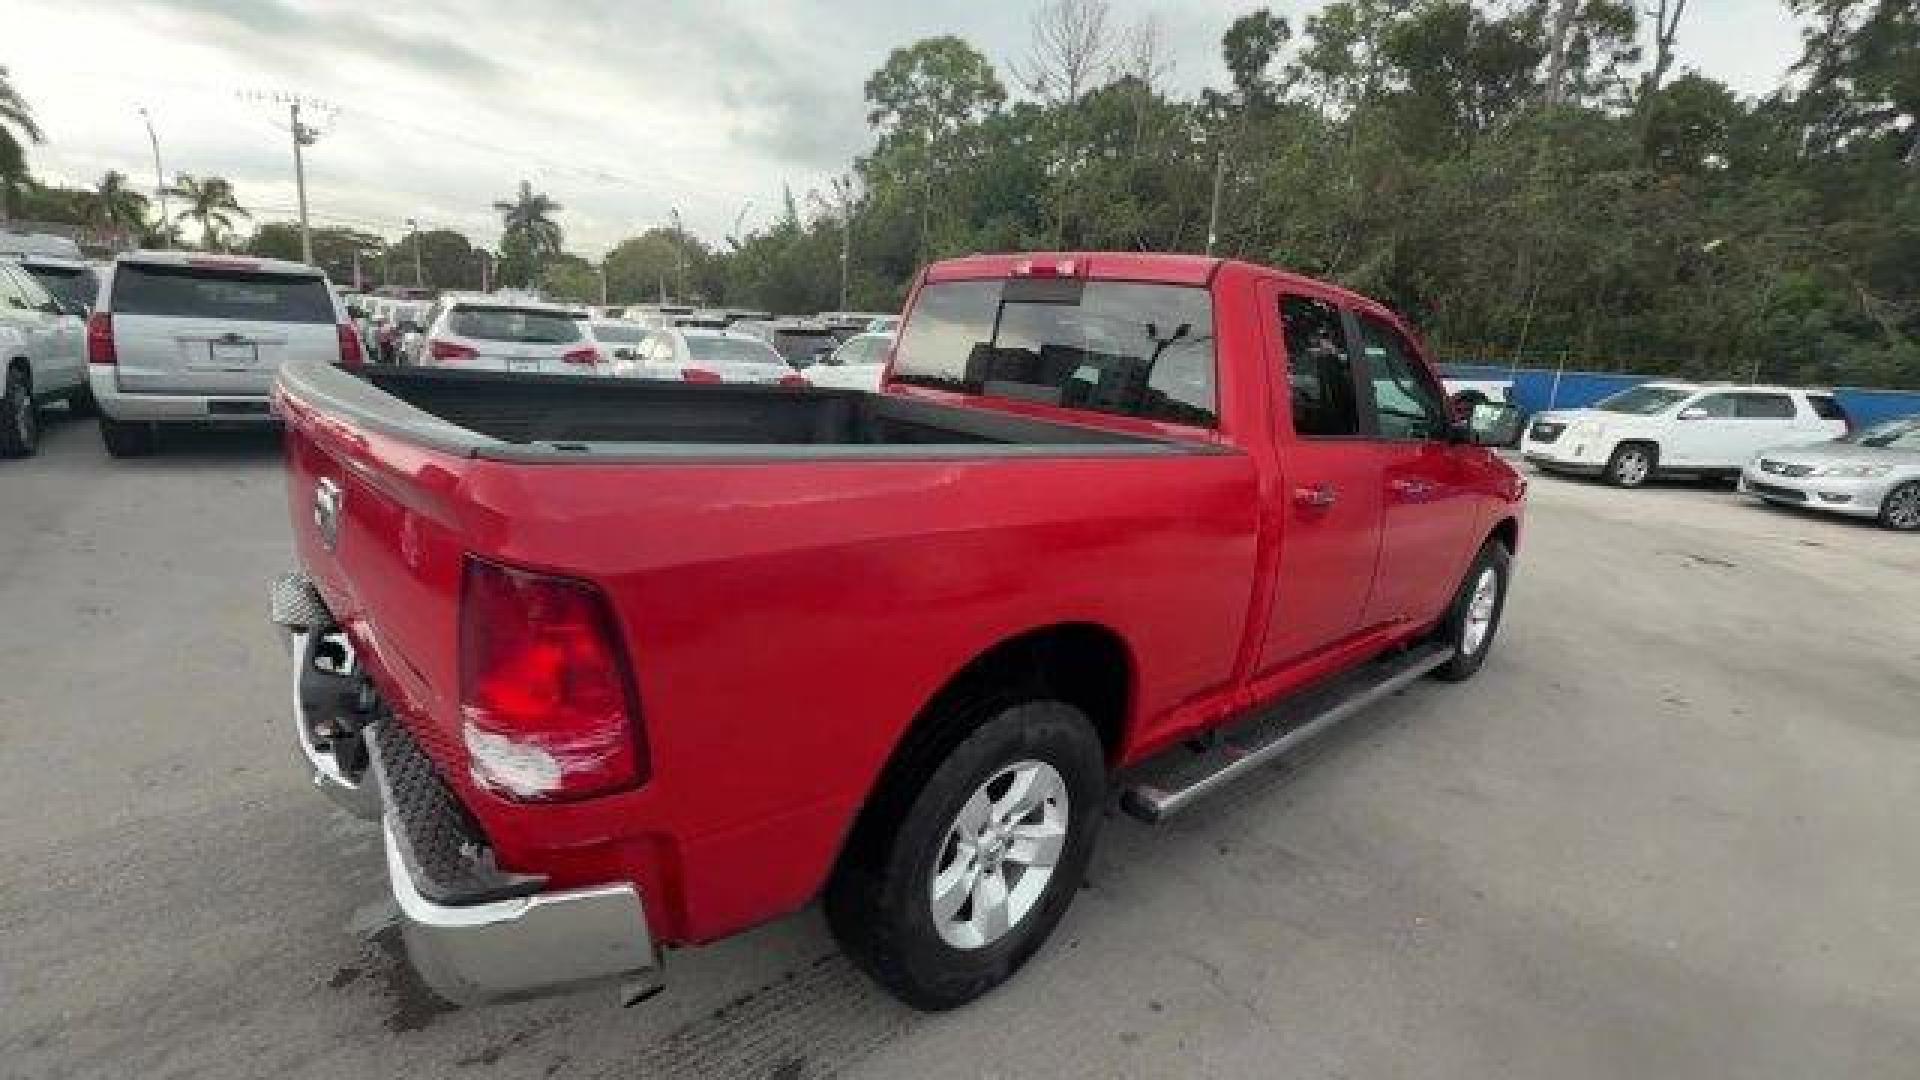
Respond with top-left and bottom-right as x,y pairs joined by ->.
834,622 -> 1133,871
1486,515 -> 1520,556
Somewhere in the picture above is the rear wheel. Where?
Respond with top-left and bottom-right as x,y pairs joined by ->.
826,697 -> 1105,1011
1880,481 -> 1920,532
1431,539 -> 1511,682
0,366 -> 37,458
1605,442 -> 1656,488
99,416 -> 157,458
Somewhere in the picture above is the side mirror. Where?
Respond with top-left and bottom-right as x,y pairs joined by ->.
1460,402 -> 1522,447
1447,390 -> 1488,423
1677,406 -> 1708,420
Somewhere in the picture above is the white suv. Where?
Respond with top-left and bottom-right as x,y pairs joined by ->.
89,251 -> 361,456
1522,382 -> 1849,487
1,256 -> 89,458
410,295 -> 602,374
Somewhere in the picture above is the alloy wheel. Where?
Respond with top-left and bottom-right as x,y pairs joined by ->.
929,759 -> 1069,950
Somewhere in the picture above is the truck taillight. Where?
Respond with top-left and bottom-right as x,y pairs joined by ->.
87,312 -> 116,365
430,339 -> 478,363
681,367 -> 721,383
337,323 -> 364,367
459,558 -> 646,802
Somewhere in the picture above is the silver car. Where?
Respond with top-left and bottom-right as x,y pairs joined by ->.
1739,414 -> 1920,531
90,251 -> 358,456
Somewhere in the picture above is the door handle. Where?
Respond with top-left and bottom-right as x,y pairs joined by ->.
1293,483 -> 1338,509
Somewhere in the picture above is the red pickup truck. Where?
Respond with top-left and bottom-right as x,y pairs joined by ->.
271,252 -> 1525,1011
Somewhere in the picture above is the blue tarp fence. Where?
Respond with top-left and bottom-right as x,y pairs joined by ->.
1439,363 -> 1920,427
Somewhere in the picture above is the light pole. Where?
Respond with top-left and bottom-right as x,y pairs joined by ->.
406,218 -> 423,288
731,199 -> 754,244
477,250 -> 491,293
139,108 -> 169,248
288,98 -> 317,265
668,206 -> 686,301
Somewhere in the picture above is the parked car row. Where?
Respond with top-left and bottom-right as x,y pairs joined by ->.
1522,380 -> 1919,530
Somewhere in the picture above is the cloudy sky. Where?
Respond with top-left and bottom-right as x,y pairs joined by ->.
4,0 -> 1808,257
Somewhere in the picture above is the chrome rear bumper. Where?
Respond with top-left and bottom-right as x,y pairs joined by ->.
272,572 -> 661,1005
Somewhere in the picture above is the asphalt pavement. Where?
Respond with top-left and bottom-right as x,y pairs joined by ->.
3,409 -> 1916,1079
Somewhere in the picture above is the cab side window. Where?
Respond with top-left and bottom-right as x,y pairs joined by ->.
1356,314 -> 1446,441
1280,296 -> 1361,438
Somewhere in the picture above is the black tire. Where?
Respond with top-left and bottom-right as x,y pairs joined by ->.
1604,441 -> 1657,488
99,416 -> 157,458
66,385 -> 98,417
0,365 -> 37,458
1431,539 -> 1512,682
1879,481 -> 1920,532
826,697 -> 1106,1011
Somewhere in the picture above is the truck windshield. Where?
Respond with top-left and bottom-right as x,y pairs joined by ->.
1592,385 -> 1692,415
893,279 -> 1217,427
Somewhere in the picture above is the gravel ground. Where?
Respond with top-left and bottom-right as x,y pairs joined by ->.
3,410 -> 1916,1079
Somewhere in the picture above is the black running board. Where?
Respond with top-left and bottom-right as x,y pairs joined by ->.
1119,643 -> 1455,823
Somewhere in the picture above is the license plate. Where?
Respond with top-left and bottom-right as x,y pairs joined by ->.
209,341 -> 257,367
507,357 -> 541,373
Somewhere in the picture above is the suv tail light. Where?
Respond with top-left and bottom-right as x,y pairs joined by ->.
681,367 -> 721,383
429,339 -> 478,363
87,312 -> 116,365
336,323 -> 364,367
561,346 -> 600,367
459,558 -> 646,802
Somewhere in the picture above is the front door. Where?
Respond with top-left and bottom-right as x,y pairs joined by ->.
1257,290 -> 1388,673
1350,311 -> 1483,628
1663,391 -> 1742,468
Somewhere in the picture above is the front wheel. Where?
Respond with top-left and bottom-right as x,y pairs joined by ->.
1431,539 -> 1512,682
1605,442 -> 1657,488
1880,481 -> 1920,532
0,366 -> 38,458
826,698 -> 1106,1011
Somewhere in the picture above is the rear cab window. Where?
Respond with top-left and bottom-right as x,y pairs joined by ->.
892,278 -> 1217,428
112,263 -> 334,323
449,306 -> 582,343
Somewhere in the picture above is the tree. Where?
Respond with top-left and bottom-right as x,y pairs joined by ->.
249,223 -> 382,286
389,228 -> 482,290
0,65 -> 44,220
492,180 -> 563,286
168,174 -> 248,251
538,253 -> 601,304
864,36 -> 1008,262
92,171 -> 148,235
604,228 -> 694,303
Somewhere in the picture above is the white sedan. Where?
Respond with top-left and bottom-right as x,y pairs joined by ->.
609,326 -> 809,386
805,332 -> 893,391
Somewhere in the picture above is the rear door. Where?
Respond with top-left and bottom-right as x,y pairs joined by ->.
1731,391 -> 1806,459
1256,289 -> 1388,670
1351,310 -> 1482,629
109,260 -> 339,395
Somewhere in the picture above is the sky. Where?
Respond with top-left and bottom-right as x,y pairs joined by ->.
3,0 -> 1809,258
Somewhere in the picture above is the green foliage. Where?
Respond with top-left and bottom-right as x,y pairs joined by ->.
168,173 -> 248,251
538,253 -> 600,304
493,180 -> 563,287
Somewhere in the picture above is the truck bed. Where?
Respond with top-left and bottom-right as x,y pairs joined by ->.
281,362 -> 1211,461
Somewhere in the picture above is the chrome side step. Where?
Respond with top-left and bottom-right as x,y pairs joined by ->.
1119,643 -> 1454,823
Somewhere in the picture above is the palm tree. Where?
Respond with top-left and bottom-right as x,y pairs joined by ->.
168,173 -> 249,251
92,170 -> 146,235
493,180 -> 563,277
0,65 -> 44,221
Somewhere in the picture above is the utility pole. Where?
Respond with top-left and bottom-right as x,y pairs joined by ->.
289,99 -> 316,265
1205,149 -> 1225,256
668,206 -> 686,301
809,176 -> 856,309
351,247 -> 362,290
406,218 -> 423,288
477,250 -> 490,293
139,108 -> 169,248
